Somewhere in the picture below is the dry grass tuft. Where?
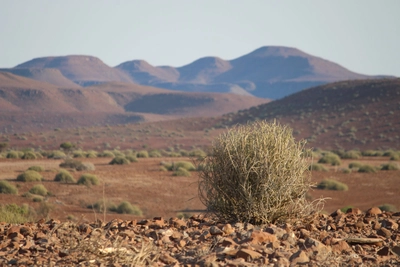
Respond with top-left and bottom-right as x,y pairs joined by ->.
199,120 -> 315,224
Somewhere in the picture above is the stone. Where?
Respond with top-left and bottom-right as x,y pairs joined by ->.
346,208 -> 362,215
289,250 -> 309,265
366,207 -> 382,216
250,230 -> 277,244
303,237 -> 331,261
331,240 -> 352,254
236,248 -> 262,261
381,219 -> 398,230
222,224 -> 234,235
209,226 -> 224,235
159,253 -> 178,264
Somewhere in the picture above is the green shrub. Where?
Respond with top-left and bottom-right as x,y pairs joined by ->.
341,150 -> 361,159
86,151 -> 97,158
159,166 -> 168,172
6,151 -> 19,159
380,163 -> 399,170
164,161 -> 196,171
358,164 -> 377,173
0,181 -> 18,194
378,204 -> 397,212
109,156 -> 130,165
362,150 -> 381,157
77,174 -> 99,186
76,162 -> 95,171
349,162 -> 363,169
317,179 -> 348,191
22,151 -> 37,160
116,201 -> 142,215
383,150 -> 398,157
47,151 -> 66,159
125,155 -> 138,163
29,184 -> 48,196
340,205 -> 353,213
54,170 -> 76,183
198,121 -> 312,224
341,168 -> 352,174
173,167 -> 191,177
72,151 -> 85,158
87,199 -> 117,213
0,204 -> 35,223
28,165 -> 44,172
318,153 -> 341,166
112,150 -> 125,157
189,149 -> 207,158
136,150 -> 149,158
16,170 -> 42,182
32,196 -> 43,202
309,163 -> 328,171
60,141 -> 74,151
99,150 -> 115,158
149,150 -> 162,158
390,154 -> 400,161
59,159 -> 83,169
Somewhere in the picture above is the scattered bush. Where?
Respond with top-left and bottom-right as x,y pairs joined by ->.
318,153 -> 342,166
28,165 -> 44,172
116,201 -> 142,215
54,170 -> 76,183
159,166 -> 168,172
164,161 -> 196,171
390,154 -> 400,161
86,151 -> 97,158
380,163 -> 399,170
349,162 -> 363,169
0,204 -> 35,224
0,181 -> 18,194
189,149 -> 207,158
6,151 -> 19,159
317,179 -> 348,191
125,155 -> 138,163
99,150 -> 115,158
29,184 -> 48,196
32,196 -> 43,202
173,167 -> 191,177
198,121 -> 312,224
357,164 -> 377,173
341,150 -> 361,159
362,150 -> 382,157
341,168 -> 352,174
340,205 -> 353,213
73,151 -> 85,158
87,199 -> 117,213
149,150 -> 162,158
60,159 -> 83,169
109,156 -> 130,165
136,150 -> 149,158
309,163 -> 328,171
21,151 -> 37,160
47,151 -> 66,159
77,174 -> 99,186
76,162 -> 95,171
16,170 -> 43,182
378,204 -> 397,212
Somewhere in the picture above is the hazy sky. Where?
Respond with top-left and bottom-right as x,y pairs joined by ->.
1,1 -> 399,76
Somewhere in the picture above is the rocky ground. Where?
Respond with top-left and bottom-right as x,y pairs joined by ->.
0,207 -> 400,266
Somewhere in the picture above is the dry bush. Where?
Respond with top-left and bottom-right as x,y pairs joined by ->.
0,181 -> 18,195
109,156 -> 130,165
199,121 -> 314,224
54,170 -> 76,183
77,174 -> 99,186
173,167 -> 191,177
16,170 -> 43,182
318,153 -> 341,166
28,165 -> 44,172
380,163 -> 399,170
309,163 -> 328,171
29,184 -> 48,196
317,179 -> 348,191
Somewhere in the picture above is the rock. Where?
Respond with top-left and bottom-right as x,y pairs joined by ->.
250,230 -> 277,244
303,237 -> 331,261
331,240 -> 352,254
381,219 -> 399,230
346,208 -> 362,215
159,253 -> 178,264
209,226 -> 224,235
366,207 -> 382,216
222,224 -> 234,235
289,250 -> 309,265
236,248 -> 262,261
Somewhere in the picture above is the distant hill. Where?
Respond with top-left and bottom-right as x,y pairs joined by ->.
0,72 -> 269,133
14,55 -> 133,86
6,46 -> 390,99
218,78 -> 400,150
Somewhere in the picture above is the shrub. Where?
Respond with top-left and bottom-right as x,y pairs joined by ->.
60,142 -> 74,151
136,150 -> 149,158
390,154 -> 400,161
380,163 -> 399,170
340,205 -> 353,213
173,167 -> 191,177
189,149 -> 207,158
317,179 -> 348,191
59,159 -> 83,169
149,150 -> 162,158
29,184 -> 48,196
22,151 -> 37,160
349,162 -> 363,169
32,196 -> 43,202
54,170 -> 76,183
86,151 -> 97,158
198,121 -> 312,224
28,165 -> 44,172
109,156 -> 130,165
16,170 -> 42,182
378,204 -> 397,212
0,181 -> 18,194
159,166 -> 168,172
318,153 -> 341,166
0,204 -> 35,224
341,150 -> 361,159
341,168 -> 352,174
99,151 -> 115,158
362,150 -> 381,157
358,164 -> 377,173
87,199 -> 117,213
164,161 -> 196,171
47,151 -> 66,159
125,155 -> 138,163
76,162 -> 95,171
309,163 -> 328,171
73,151 -> 85,158
116,201 -> 142,215
77,174 -> 99,186
6,151 -> 19,159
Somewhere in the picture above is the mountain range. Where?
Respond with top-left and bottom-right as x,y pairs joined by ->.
2,46 -> 389,99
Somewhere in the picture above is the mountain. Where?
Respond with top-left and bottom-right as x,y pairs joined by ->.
14,55 -> 133,86
117,46 -> 380,99
8,46 -> 389,99
0,72 -> 269,133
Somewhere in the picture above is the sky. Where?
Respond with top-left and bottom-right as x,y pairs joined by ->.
1,0 -> 399,76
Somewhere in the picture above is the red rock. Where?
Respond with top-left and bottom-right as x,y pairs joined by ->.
366,207 -> 382,216
331,240 -> 352,254
250,230 -> 277,244
236,248 -> 262,261
381,219 -> 398,230
220,237 -> 238,247
209,226 -> 223,235
222,224 -> 234,235
289,250 -> 309,265
346,208 -> 362,215
159,253 -> 178,264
